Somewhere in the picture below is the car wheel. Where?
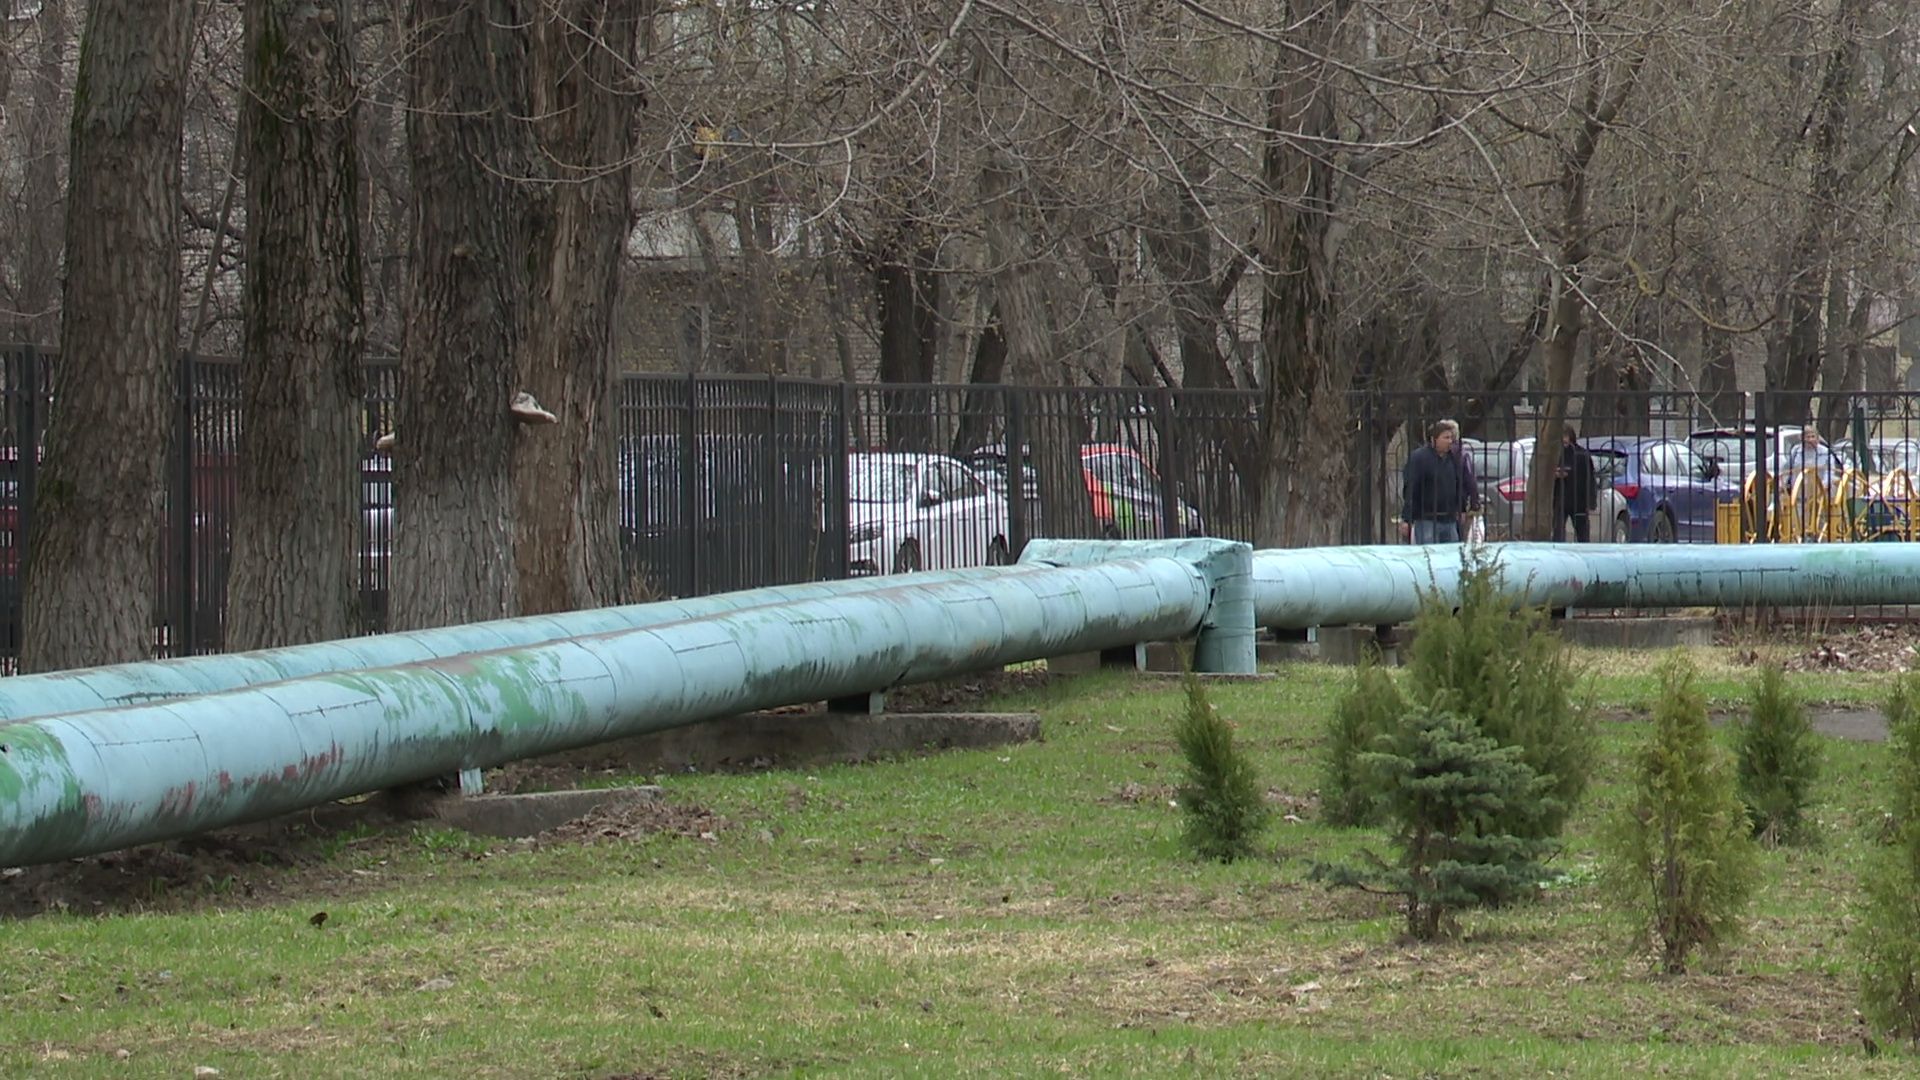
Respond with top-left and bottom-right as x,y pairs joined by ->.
1615,510 -> 1630,543
1101,522 -> 1122,540
986,537 -> 1011,565
1651,508 -> 1677,543
892,539 -> 922,574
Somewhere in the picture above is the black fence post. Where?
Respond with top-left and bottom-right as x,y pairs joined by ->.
833,379 -> 852,580
172,349 -> 195,656
1006,387 -> 1028,556
765,373 -> 780,585
15,345 -> 38,589
1155,385 -> 1179,538
1753,389 -> 1770,544
680,370 -> 699,596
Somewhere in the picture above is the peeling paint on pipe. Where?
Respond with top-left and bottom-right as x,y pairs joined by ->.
15,538 -> 1920,868
0,558 -> 1208,867
0,566 -> 1075,723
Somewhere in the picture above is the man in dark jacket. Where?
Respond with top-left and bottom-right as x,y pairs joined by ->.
1400,420 -> 1465,544
1552,425 -> 1598,542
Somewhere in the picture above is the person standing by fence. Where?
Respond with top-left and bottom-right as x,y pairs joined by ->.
1553,425 -> 1598,542
1399,419 -> 1466,544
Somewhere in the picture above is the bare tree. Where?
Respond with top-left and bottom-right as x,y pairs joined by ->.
390,0 -> 535,630
224,0 -> 365,650
20,0 -> 196,672
511,0 -> 647,615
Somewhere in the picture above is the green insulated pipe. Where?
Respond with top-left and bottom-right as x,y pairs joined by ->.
1244,542 -> 1920,630
0,557 -> 1211,867
9,539 -> 1920,868
0,566 -> 1075,722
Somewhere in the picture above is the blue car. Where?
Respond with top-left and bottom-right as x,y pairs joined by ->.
1585,436 -> 1739,543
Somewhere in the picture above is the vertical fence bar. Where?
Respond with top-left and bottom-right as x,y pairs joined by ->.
1753,389 -> 1770,545
765,374 -> 781,585
1006,387 -> 1027,556
1155,385 -> 1179,538
169,350 -> 195,657
679,371 -> 699,597
833,379 -> 851,580
15,346 -> 38,608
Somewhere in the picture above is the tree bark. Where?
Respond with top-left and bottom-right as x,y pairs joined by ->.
1145,157 -> 1236,391
511,0 -> 644,617
1517,47 -> 1646,540
12,0 -> 67,344
392,0 -> 534,631
1255,3 -> 1349,549
20,0 -> 196,672
225,0 -> 366,652
1773,0 -> 1867,428
981,148 -> 1095,537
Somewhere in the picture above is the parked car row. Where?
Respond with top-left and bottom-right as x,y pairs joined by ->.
1462,434 -> 1737,542
962,442 -> 1205,540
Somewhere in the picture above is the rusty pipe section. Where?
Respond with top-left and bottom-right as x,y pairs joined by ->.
0,566 -> 1068,723
1247,542 -> 1920,630
0,557 -> 1209,867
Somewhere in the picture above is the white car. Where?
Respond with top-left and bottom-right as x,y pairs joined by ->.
847,452 -> 1012,575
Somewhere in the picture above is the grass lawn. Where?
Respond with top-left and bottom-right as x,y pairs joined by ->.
0,644 -> 1912,1078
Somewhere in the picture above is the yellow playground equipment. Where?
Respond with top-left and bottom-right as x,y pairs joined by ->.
1723,467 -> 1920,542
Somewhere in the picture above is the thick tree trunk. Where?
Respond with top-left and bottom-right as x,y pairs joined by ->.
20,0 -> 195,672
982,150 -> 1095,538
1773,0 -> 1866,428
392,0 -> 533,631
871,231 -> 941,451
1516,49 -> 1645,540
511,0 -> 642,617
225,0 -> 365,651
1146,159 -> 1236,391
1255,7 -> 1348,549
1697,270 -> 1742,427
949,299 -> 1006,459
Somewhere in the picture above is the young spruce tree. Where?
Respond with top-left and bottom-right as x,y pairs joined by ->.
1855,673 -> 1920,1044
1402,547 -> 1593,840
1603,652 -> 1758,974
1733,662 -> 1820,844
1314,704 -> 1553,940
1172,666 -> 1269,863
1321,652 -> 1405,827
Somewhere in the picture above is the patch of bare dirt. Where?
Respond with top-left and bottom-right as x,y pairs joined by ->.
534,796 -> 727,846
1721,623 -> 1920,673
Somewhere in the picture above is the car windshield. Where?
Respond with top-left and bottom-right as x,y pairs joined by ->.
850,460 -> 918,504
1591,450 -> 1624,482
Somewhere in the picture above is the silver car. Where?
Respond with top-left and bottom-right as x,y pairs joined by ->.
1470,437 -> 1626,542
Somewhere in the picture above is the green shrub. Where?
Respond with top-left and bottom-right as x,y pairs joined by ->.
1402,547 -> 1594,839
1172,667 -> 1269,863
1321,654 -> 1405,827
1855,673 -> 1920,1045
1733,662 -> 1820,844
1602,652 -> 1757,974
1313,704 -> 1553,940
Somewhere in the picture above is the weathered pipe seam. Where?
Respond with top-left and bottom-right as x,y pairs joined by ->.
0,557 -> 1208,866
0,564 -> 1075,726
1020,538 -> 1256,673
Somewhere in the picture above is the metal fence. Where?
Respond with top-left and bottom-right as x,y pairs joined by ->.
8,341 -> 1920,662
